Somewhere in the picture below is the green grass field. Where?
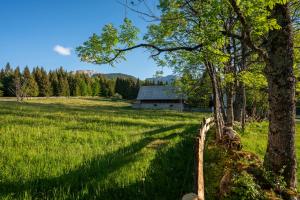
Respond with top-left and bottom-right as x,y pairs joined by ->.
0,97 -> 205,200
239,121 -> 300,189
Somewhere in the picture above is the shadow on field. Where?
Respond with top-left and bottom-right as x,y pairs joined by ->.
0,124 -> 198,200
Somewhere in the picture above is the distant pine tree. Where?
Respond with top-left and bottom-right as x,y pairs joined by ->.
33,67 -> 50,97
49,71 -> 59,96
23,66 -> 39,97
2,63 -> 14,96
115,77 -> 139,99
91,78 -> 100,96
56,67 -> 70,96
0,82 -> 3,97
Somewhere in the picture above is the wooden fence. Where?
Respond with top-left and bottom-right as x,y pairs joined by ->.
182,117 -> 214,200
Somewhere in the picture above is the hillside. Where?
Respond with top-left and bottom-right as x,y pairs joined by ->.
145,75 -> 177,84
94,73 -> 137,80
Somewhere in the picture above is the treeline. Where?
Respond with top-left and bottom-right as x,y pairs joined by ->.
0,63 -> 140,99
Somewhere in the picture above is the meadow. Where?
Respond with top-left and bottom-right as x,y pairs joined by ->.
0,97 -> 205,200
239,121 -> 300,189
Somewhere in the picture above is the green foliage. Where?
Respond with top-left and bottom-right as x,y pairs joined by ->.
79,78 -> 88,96
23,66 -> 39,97
175,69 -> 212,108
0,64 -> 139,99
1,63 -> 14,96
225,171 -> 264,200
239,71 -> 267,90
91,78 -> 100,96
204,130 -> 229,200
33,67 -> 51,97
77,18 -> 139,66
99,77 -> 115,97
263,170 -> 287,191
0,82 -> 3,97
115,77 -> 140,99
238,61 -> 268,119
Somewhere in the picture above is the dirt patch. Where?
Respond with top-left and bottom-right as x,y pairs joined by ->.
146,139 -> 168,150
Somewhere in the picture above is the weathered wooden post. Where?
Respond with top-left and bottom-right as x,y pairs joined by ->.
182,117 -> 214,200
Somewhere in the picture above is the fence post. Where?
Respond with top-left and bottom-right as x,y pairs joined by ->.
183,117 -> 214,200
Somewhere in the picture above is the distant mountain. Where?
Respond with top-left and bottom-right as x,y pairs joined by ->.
94,73 -> 137,80
72,70 -> 137,80
73,70 -> 97,76
145,75 -> 177,84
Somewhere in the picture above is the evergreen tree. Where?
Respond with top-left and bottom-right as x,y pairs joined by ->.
2,63 -> 14,96
85,76 -> 92,96
91,78 -> 100,96
115,77 -> 139,99
79,79 -> 88,96
59,76 -> 70,96
56,67 -> 70,96
33,67 -> 50,97
0,82 -> 3,97
23,66 -> 39,97
12,67 -> 23,99
49,71 -> 59,96
68,73 -> 81,96
100,78 -> 115,97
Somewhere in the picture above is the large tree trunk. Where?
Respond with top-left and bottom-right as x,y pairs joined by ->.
234,83 -> 243,122
264,3 -> 296,189
233,83 -> 246,131
225,84 -> 234,127
225,37 -> 234,127
206,61 -> 224,141
240,40 -> 247,131
241,83 -> 246,131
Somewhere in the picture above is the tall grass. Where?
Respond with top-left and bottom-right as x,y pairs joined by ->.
0,97 -> 205,200
239,121 -> 300,189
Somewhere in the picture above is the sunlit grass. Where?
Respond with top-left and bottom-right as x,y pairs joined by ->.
0,97 -> 205,200
239,121 -> 300,189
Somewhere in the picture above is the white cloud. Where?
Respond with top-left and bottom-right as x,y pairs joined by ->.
53,45 -> 71,56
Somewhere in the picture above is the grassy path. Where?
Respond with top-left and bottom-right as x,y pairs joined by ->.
0,98 -> 205,200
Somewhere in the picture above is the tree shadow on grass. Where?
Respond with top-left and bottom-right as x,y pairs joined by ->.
90,124 -> 198,200
0,124 -> 198,200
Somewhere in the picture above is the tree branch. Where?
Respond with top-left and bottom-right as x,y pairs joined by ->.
106,43 -> 203,63
228,0 -> 269,61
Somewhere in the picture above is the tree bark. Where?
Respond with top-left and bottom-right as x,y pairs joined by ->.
206,61 -> 225,141
225,37 -> 234,127
240,39 -> 247,131
233,83 -> 243,122
263,3 -> 296,189
225,83 -> 234,127
241,83 -> 246,131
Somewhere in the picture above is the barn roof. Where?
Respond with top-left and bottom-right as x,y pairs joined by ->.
137,86 -> 186,100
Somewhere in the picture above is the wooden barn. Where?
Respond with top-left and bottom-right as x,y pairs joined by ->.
132,86 -> 186,111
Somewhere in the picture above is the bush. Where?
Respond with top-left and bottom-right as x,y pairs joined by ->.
225,171 -> 265,200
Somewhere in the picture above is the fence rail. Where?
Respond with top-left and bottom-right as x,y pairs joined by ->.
182,117 -> 214,200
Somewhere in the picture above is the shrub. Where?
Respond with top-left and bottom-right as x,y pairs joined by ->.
225,171 -> 266,200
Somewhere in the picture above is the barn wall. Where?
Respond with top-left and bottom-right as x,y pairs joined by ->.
133,103 -> 184,111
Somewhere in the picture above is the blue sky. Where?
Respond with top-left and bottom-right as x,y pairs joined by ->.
0,0 -> 172,79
